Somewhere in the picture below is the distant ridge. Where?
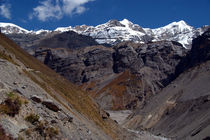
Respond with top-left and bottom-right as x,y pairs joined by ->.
0,19 -> 209,48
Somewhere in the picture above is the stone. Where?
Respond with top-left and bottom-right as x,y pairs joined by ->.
31,95 -> 42,103
42,100 -> 60,112
22,85 -> 27,89
100,110 -> 109,120
68,116 -> 73,123
13,82 -> 18,85
51,120 -> 57,124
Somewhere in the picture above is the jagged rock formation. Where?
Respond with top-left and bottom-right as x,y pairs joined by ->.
123,30 -> 210,140
33,41 -> 187,110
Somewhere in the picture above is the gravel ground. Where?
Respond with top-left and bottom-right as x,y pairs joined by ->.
106,110 -> 170,140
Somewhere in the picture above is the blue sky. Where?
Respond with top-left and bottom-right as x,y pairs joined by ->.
0,0 -> 209,30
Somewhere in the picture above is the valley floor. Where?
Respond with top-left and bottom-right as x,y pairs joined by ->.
106,110 -> 170,140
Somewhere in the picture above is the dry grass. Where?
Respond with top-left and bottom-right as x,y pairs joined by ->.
80,80 -> 98,97
96,70 -> 131,110
0,51 -> 17,65
0,33 -> 120,139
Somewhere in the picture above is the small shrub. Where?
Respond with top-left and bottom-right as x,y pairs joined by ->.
35,121 -> 46,136
25,128 -> 32,136
23,100 -> 29,104
0,97 -> 22,117
25,114 -> 40,124
8,92 -> 28,106
0,104 -> 10,114
34,121 -> 59,138
7,92 -> 15,99
0,92 -> 29,117
45,126 -> 59,138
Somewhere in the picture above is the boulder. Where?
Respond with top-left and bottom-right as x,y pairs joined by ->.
31,95 -> 42,103
42,100 -> 60,112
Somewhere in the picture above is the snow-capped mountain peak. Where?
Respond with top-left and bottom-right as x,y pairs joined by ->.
0,22 -> 29,34
143,20 -> 199,48
150,20 -> 194,35
120,19 -> 133,28
0,20 -> 208,49
161,20 -> 193,32
84,19 -> 146,44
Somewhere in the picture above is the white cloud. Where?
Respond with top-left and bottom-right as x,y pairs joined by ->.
62,0 -> 93,15
32,0 -> 62,21
31,0 -> 94,21
0,4 -> 11,19
75,6 -> 86,14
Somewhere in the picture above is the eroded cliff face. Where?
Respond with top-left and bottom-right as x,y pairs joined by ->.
32,41 -> 186,110
0,33 -> 137,140
124,30 -> 210,140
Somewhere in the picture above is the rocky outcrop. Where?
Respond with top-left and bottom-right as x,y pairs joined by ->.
176,29 -> 210,75
34,46 -> 114,84
33,41 -> 186,110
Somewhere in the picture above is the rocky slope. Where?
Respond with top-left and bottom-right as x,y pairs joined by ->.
0,33 -> 139,140
6,30 -> 98,51
123,30 -> 210,140
1,20 -> 209,49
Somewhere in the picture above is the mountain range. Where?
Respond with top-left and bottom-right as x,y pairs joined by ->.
0,19 -> 210,140
0,19 -> 209,48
